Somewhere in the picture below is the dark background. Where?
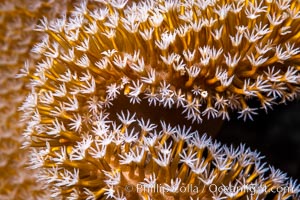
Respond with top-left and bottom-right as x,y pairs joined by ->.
217,100 -> 300,180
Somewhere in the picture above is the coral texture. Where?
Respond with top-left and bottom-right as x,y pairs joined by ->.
0,0 -> 73,199
0,67 -> 46,200
19,0 -> 300,199
20,0 -> 300,123
32,114 -> 300,199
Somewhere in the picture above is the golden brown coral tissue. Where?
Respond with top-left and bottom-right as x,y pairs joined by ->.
13,0 -> 300,199
0,0 -> 74,199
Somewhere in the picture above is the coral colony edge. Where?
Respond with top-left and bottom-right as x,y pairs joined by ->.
0,0 -> 73,199
9,0 -> 300,199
